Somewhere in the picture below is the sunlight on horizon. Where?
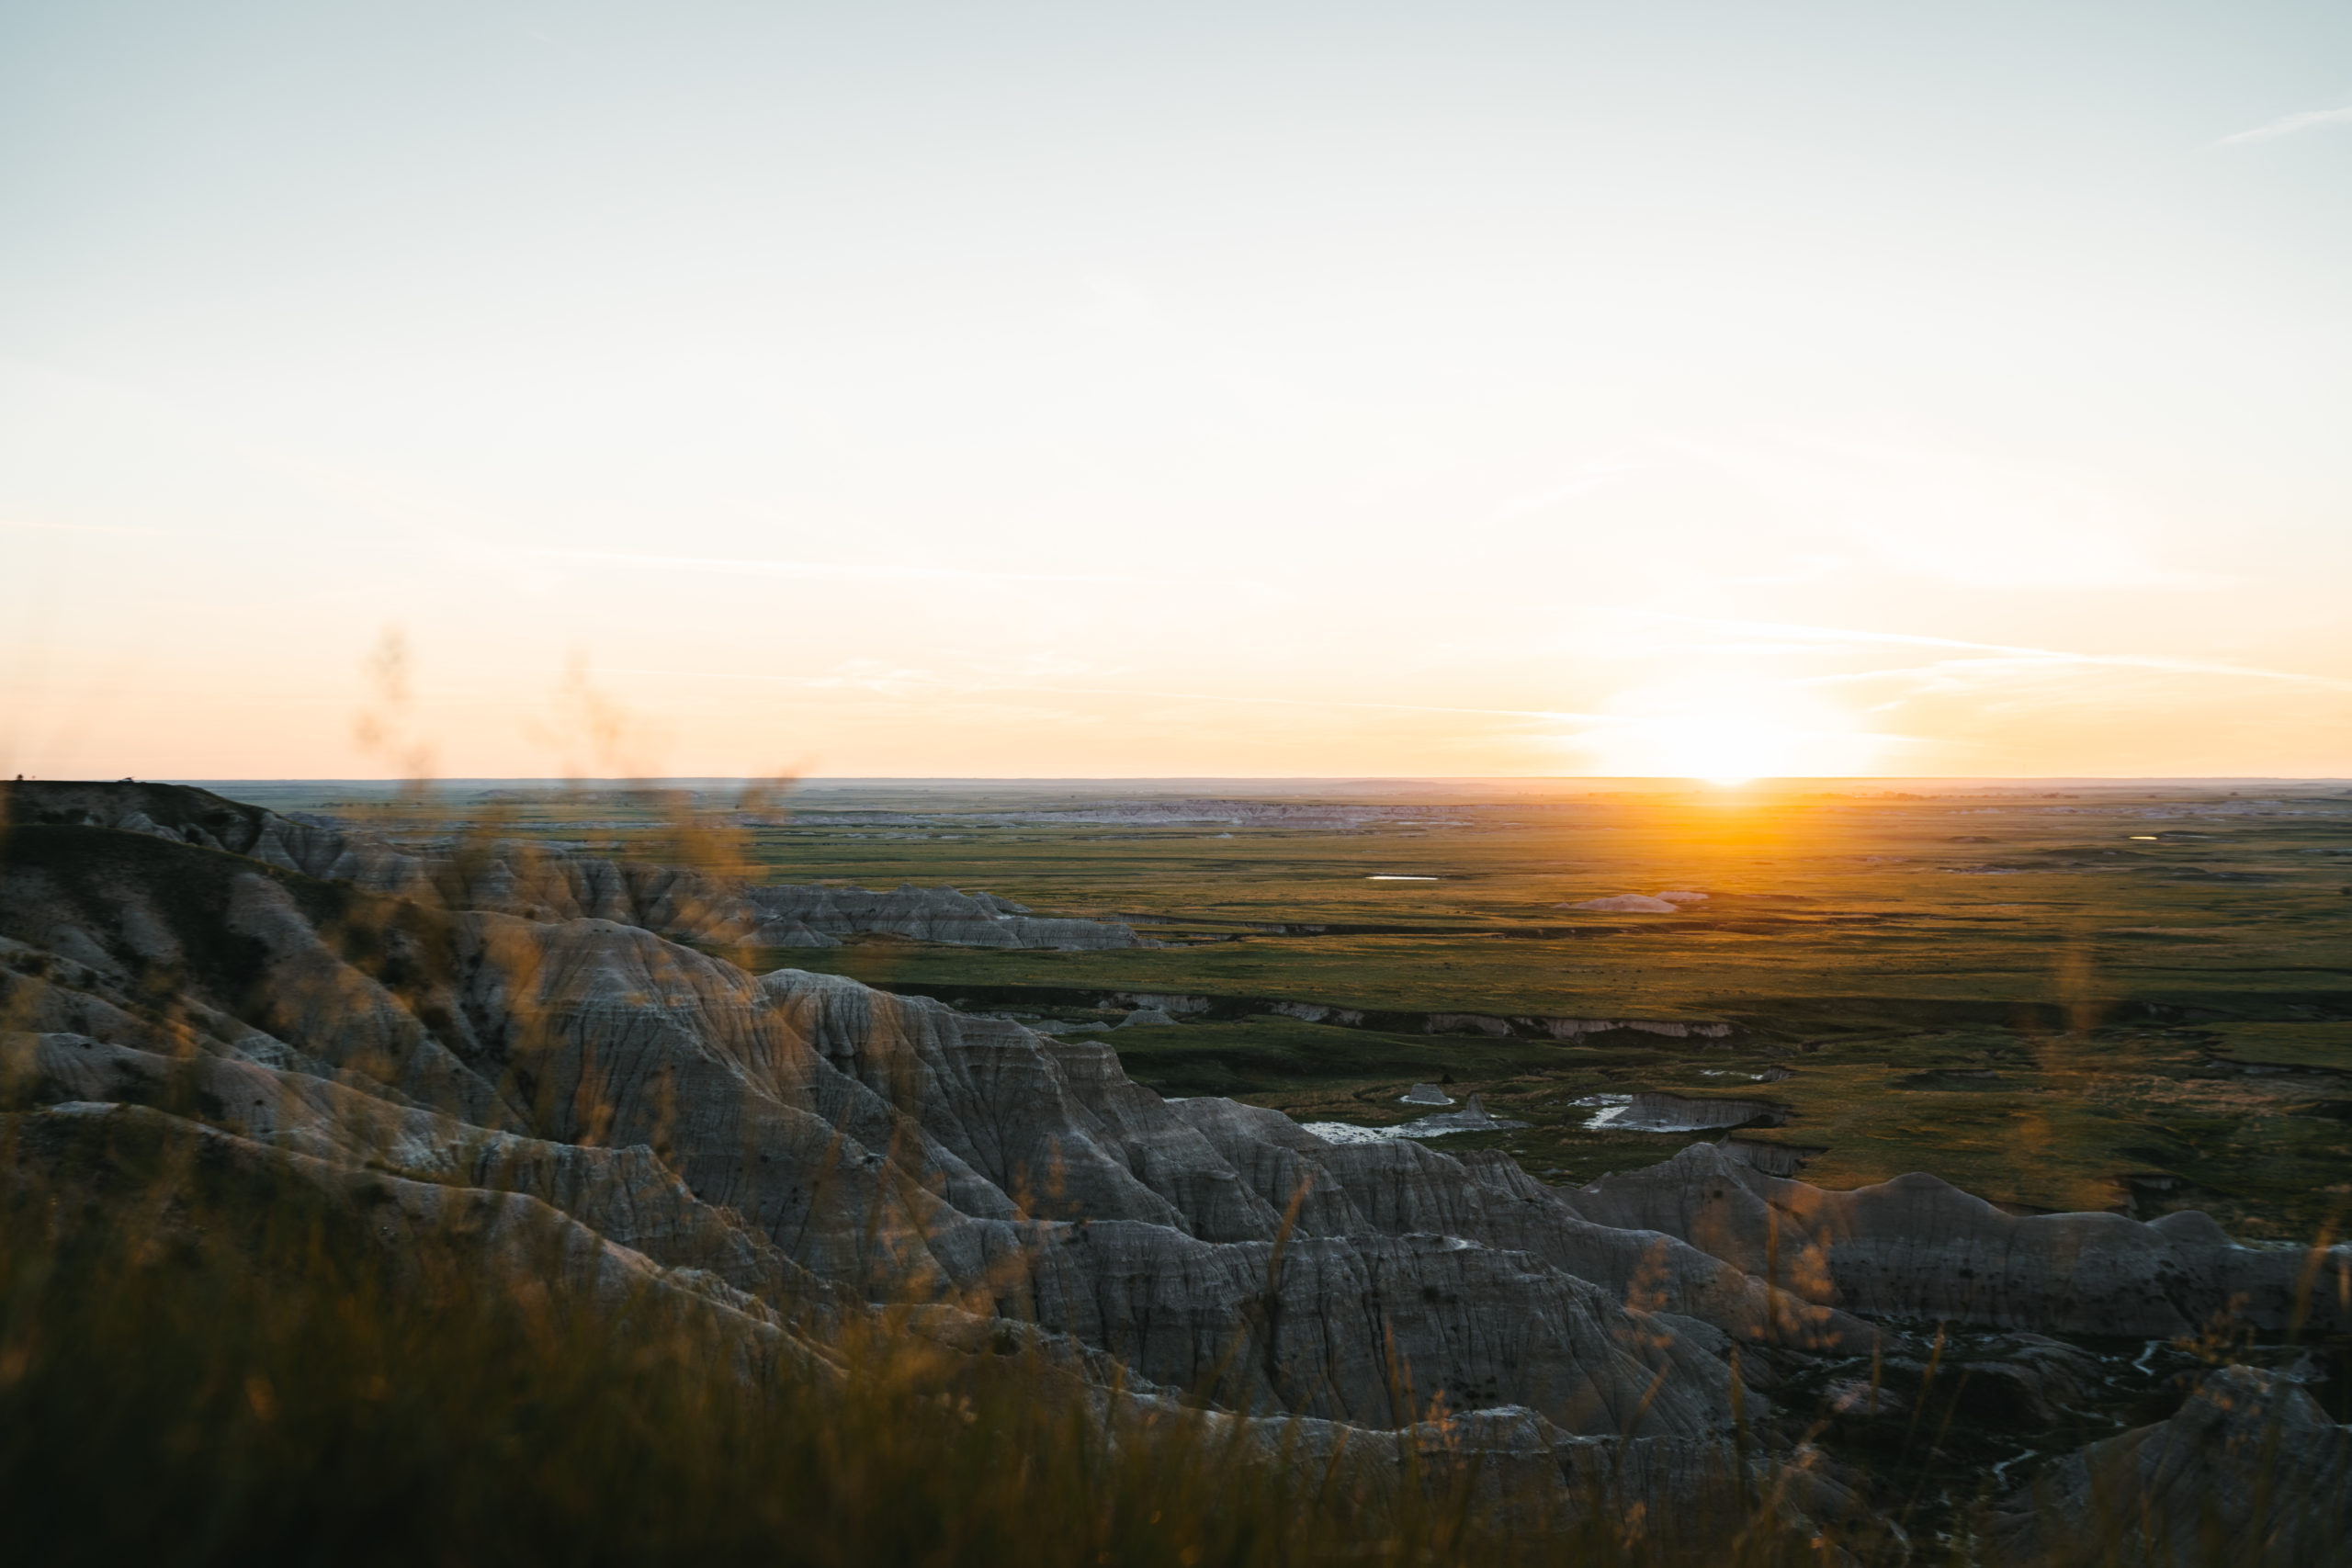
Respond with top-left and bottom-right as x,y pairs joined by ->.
1573,679 -> 1893,785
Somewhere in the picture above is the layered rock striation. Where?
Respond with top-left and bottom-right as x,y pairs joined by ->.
1561,1142 -> 2344,1337
1994,1364 -> 2352,1565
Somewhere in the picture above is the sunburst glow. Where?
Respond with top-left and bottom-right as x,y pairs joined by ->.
1578,680 -> 1888,783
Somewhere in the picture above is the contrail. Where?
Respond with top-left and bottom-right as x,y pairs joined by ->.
2218,103 -> 2352,146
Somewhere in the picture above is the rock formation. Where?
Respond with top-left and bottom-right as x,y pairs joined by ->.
1994,1364 -> 2352,1565
5,781 -> 2345,1553
1589,1093 -> 1792,1134
1389,1093 -> 1530,1136
1559,1142 -> 2346,1337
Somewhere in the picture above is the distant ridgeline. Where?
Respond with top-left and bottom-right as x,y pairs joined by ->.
1,779 -> 2346,1561
0,779 -> 1152,952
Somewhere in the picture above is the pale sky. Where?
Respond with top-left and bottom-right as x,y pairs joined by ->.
4,1 -> 2348,780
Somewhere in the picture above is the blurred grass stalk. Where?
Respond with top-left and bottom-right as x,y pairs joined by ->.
2,1104 -> 2331,1567
0,1095 -> 1838,1568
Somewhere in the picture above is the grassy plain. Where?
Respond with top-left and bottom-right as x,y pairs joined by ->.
234,779 -> 2352,1237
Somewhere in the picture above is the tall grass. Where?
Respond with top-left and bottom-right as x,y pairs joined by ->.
2,1100 -> 2338,1564
0,1107 -> 1854,1568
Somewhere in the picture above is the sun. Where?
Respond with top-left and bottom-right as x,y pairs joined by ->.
1577,678 -> 1884,782
1625,710 -> 1800,785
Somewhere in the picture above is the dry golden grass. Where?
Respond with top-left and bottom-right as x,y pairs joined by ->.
0,1105 -> 1847,1568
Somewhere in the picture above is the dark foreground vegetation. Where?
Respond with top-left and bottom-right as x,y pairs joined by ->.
4,1110 -> 2342,1567
1,1111 -> 1839,1568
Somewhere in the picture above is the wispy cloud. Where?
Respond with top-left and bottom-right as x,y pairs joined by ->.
1476,430 -> 2222,592
1483,457 -> 1647,525
2,517 -> 193,539
1632,612 -> 2352,692
2218,104 -> 2352,146
602,662 -> 1611,726
1670,432 -> 2225,592
542,548 -> 1266,593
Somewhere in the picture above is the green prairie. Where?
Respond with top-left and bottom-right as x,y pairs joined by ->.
242,779 -> 2352,1237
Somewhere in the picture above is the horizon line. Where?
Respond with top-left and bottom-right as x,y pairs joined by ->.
111,773 -> 2352,787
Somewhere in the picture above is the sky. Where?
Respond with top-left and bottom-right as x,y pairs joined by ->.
3,0 -> 2349,781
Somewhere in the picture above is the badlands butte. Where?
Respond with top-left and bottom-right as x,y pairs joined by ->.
4,776 -> 2350,1559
